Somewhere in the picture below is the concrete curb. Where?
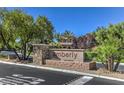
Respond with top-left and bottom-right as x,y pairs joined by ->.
0,60 -> 124,82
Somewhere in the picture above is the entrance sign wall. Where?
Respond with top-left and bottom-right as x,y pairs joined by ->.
32,44 -> 84,65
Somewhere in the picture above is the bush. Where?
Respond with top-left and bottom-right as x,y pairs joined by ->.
84,52 -> 97,61
49,42 -> 62,48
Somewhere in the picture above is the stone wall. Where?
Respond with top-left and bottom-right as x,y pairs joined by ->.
32,44 -> 96,70
32,44 -> 49,65
45,60 -> 90,71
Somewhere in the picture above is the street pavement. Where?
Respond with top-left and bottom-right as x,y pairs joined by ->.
0,63 -> 81,85
0,63 -> 124,85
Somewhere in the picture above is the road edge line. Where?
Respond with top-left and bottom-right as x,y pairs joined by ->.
0,60 -> 124,82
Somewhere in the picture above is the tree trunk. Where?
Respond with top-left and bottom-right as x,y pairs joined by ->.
107,56 -> 114,72
26,46 -> 33,60
26,51 -> 31,60
23,43 -> 27,60
12,48 -> 21,60
113,62 -> 120,71
105,61 -> 108,70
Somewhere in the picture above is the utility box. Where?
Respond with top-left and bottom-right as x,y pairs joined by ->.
89,61 -> 97,70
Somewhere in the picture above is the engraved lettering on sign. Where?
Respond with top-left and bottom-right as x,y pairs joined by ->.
55,52 -> 78,59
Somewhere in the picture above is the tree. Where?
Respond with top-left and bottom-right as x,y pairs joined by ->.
54,32 -> 61,42
0,8 -> 22,60
95,23 -> 124,71
14,10 -> 34,60
55,30 -> 74,42
0,9 -> 55,60
76,32 -> 96,49
62,30 -> 74,42
34,16 -> 54,44
0,9 -> 35,60
85,33 -> 96,48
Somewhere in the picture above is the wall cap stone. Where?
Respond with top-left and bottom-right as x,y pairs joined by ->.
50,49 -> 85,51
32,44 -> 49,46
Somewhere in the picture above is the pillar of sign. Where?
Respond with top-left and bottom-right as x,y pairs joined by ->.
32,44 -> 49,65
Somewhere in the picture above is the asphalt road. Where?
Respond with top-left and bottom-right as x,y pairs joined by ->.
0,63 -> 124,85
0,63 -> 81,85
84,77 -> 124,85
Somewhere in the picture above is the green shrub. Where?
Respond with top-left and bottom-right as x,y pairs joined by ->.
49,42 -> 62,48
84,52 -> 97,61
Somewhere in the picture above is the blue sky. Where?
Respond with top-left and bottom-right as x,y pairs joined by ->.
8,7 -> 124,36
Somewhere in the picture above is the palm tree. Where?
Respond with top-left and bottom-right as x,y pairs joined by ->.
61,30 -> 74,42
